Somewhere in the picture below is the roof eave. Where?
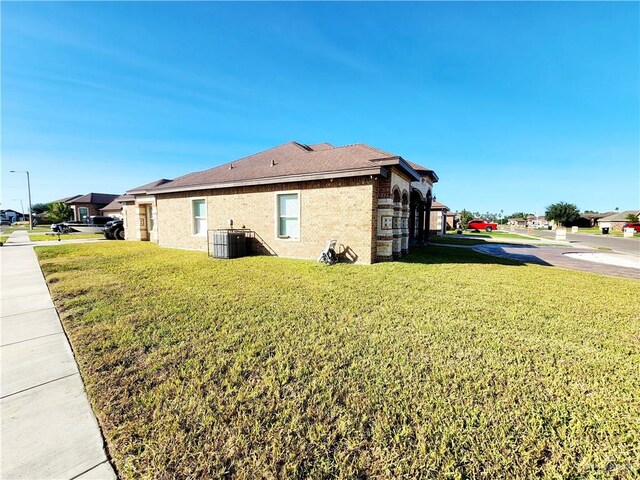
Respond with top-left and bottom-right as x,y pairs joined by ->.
370,157 -> 422,182
148,167 -> 384,195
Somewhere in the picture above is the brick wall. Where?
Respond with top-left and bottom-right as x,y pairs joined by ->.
122,204 -> 137,241
71,203 -> 101,221
154,177 -> 377,263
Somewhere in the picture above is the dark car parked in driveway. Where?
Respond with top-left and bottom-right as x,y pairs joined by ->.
103,219 -> 125,240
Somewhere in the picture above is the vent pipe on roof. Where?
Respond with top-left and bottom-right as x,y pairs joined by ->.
271,159 -> 275,167
229,163 -> 233,170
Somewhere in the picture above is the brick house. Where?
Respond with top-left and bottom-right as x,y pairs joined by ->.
57,193 -> 120,221
597,210 -> 640,230
121,142 -> 438,263
98,195 -> 132,219
445,212 -> 459,230
429,200 -> 450,235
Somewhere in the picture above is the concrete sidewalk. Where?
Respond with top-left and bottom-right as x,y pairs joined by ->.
2,229 -> 107,247
1,232 -> 116,479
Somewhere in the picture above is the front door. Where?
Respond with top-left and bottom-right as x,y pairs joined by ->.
138,204 -> 150,241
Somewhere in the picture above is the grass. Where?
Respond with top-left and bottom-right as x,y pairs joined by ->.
453,230 -> 540,240
36,242 -> 639,479
433,230 -> 541,246
430,236 -> 495,246
574,228 -> 640,238
28,233 -> 104,242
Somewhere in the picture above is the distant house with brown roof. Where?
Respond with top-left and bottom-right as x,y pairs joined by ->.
597,210 -> 640,230
99,195 -> 134,218
121,141 -> 439,263
56,193 -> 120,221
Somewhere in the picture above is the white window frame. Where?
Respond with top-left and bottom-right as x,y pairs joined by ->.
191,198 -> 207,237
78,207 -> 89,221
275,191 -> 300,241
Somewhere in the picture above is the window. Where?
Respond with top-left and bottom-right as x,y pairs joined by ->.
277,193 -> 299,239
78,207 -> 89,221
192,199 -> 206,236
146,205 -> 154,231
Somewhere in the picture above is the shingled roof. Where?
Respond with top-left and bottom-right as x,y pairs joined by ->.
146,141 -> 435,194
127,179 -> 172,195
54,194 -> 83,203
407,161 -> 439,182
65,193 -> 119,205
430,200 -> 449,210
598,210 -> 640,222
99,195 -> 131,212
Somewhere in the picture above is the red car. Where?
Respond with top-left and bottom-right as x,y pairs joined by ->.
467,219 -> 498,232
622,222 -> 640,232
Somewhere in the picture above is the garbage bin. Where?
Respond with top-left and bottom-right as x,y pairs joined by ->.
601,227 -> 609,234
547,225 -> 552,230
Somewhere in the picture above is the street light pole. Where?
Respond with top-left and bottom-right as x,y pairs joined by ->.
10,170 -> 33,231
12,199 -> 25,222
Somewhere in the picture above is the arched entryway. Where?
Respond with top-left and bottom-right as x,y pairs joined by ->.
423,190 -> 433,243
409,189 -> 424,245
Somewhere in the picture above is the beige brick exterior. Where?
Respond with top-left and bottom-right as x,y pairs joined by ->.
122,166 -> 438,263
147,177 -> 376,263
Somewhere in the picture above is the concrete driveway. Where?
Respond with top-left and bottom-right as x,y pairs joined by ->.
472,243 -> 639,280
528,228 -> 640,256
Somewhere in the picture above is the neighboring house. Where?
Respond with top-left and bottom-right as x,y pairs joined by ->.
99,195 -> 132,219
597,210 -> 640,231
56,193 -> 120,221
526,215 -> 549,228
576,212 -> 612,227
0,209 -> 24,222
121,141 -> 439,263
508,217 -> 527,227
445,211 -> 459,230
429,200 -> 449,235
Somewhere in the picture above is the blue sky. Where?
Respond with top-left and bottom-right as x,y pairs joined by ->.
2,1 -> 638,215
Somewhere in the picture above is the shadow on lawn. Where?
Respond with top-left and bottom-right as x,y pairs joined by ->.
401,243 -> 552,267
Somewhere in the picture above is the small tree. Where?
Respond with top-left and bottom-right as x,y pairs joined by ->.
31,203 -> 51,215
47,202 -> 72,223
459,209 -> 473,228
545,202 -> 580,227
625,213 -> 639,223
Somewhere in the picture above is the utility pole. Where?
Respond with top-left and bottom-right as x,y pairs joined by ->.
10,170 -> 33,231
12,199 -> 25,221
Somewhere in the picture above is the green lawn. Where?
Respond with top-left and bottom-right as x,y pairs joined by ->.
36,242 -> 639,479
29,233 -> 104,242
463,230 -> 540,240
574,227 -> 640,238
433,230 -> 541,246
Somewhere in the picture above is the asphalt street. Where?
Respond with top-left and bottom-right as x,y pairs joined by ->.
526,229 -> 640,257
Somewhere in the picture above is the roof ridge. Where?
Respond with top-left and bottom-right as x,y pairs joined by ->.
205,141 -> 303,170
150,142 -> 305,191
